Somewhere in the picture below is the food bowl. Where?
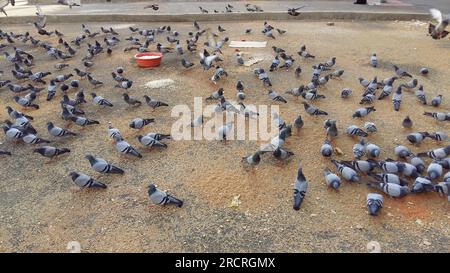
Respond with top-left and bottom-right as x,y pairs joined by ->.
134,52 -> 163,68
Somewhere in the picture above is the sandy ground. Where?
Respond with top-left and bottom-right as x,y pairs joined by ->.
0,20 -> 449,253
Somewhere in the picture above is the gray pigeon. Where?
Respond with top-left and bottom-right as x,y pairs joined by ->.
33,146 -> 70,159
148,183 -> 183,207
293,163 -> 308,210
85,154 -> 124,174
69,171 -> 106,189
323,168 -> 341,190
129,118 -> 155,129
367,193 -> 383,216
115,138 -> 142,158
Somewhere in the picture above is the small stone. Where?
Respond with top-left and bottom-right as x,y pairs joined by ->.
326,22 -> 335,26
356,224 -> 363,230
310,214 -> 317,217
415,219 -> 423,225
423,239 -> 431,246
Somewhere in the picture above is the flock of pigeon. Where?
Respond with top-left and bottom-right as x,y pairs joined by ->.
0,4 -> 449,215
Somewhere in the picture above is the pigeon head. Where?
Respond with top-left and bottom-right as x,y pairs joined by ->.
68,171 -> 79,180
147,183 -> 157,195
85,154 -> 96,165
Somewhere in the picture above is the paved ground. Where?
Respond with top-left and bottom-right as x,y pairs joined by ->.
0,19 -> 449,252
3,0 -> 447,18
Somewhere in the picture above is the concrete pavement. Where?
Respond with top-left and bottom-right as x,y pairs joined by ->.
0,0 -> 442,24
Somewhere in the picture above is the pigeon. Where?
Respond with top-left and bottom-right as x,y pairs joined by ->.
181,59 -> 194,69
294,115 -> 304,129
407,132 -> 430,144
87,74 -> 103,87
341,88 -> 352,98
268,90 -> 287,103
402,79 -> 418,90
288,6 -> 305,16
218,122 -> 233,140
137,134 -> 168,149
323,168 -> 341,190
144,4 -> 159,10
302,102 -> 327,115
147,183 -> 183,207
423,111 -> 450,121
69,115 -> 99,127
429,131 -> 447,141
0,150 -> 11,156
358,77 -> 370,88
364,122 -> 377,133
352,106 -> 376,118
435,158 -> 450,169
91,93 -> 113,107
341,159 -> 377,173
378,160 -> 405,174
393,65 -> 412,78
47,121 -> 76,137
143,95 -> 168,109
85,154 -> 124,174
205,88 -> 224,101
427,162 -> 443,179
320,139 -> 333,157
434,182 -> 450,201
370,173 -> 407,185
411,177 -> 435,193
122,93 -> 141,107
129,118 -> 155,129
428,8 -> 449,39
295,66 -> 302,78
402,116 -> 413,128
371,181 -> 409,198
115,80 -> 133,90
392,86 -> 402,111
293,163 -> 308,210
273,147 -> 294,160
69,171 -> 107,189
22,133 -> 50,144
57,0 -> 81,9
13,95 -> 39,109
115,137 -> 142,158
366,142 -> 381,158
394,145 -> 412,158
238,103 -> 259,119
145,133 -> 170,141
269,56 -> 280,72
33,146 -> 70,159
370,54 -> 377,67
242,151 -> 262,166
431,95 -> 443,107
6,106 -> 33,120
367,193 -> 383,216
414,85 -> 427,104
108,122 -> 122,141
297,45 -> 315,59
346,125 -> 368,137
323,119 -> 338,138
417,145 -> 450,159
54,63 -> 69,70
332,160 -> 360,182
409,154 -> 426,173
2,125 -> 24,140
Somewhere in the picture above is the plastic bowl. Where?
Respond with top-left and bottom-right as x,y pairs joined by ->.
134,52 -> 163,68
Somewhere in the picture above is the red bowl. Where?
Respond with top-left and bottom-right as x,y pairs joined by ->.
134,52 -> 163,68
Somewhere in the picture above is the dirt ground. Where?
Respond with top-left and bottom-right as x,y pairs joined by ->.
0,20 -> 449,253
